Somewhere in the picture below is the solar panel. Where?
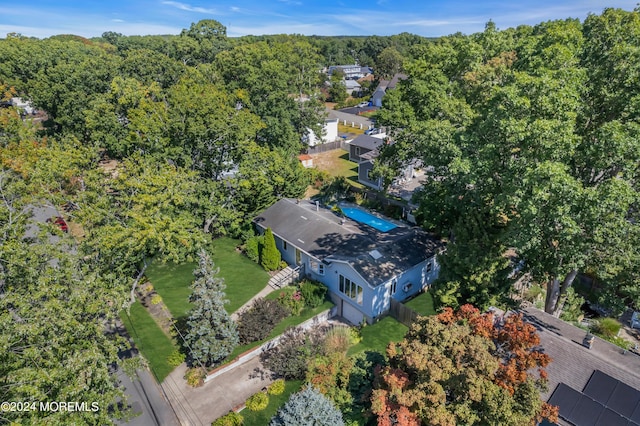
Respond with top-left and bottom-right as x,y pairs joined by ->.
608,381 -> 640,418
549,383 -> 582,419
631,402 -> 640,424
596,408 -> 628,426
569,395 -> 604,426
584,370 -> 619,404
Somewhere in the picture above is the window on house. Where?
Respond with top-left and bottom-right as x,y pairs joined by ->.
366,169 -> 371,179
389,279 -> 397,296
426,262 -> 433,273
283,240 -> 287,250
310,260 -> 325,275
339,275 -> 363,305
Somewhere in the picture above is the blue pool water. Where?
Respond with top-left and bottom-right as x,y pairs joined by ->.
341,207 -> 397,232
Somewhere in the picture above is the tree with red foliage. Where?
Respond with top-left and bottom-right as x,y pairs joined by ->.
371,304 -> 558,426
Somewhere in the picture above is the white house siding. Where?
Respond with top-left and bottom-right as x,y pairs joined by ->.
307,119 -> 339,146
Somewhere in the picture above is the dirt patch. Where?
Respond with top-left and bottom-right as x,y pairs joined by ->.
137,281 -> 176,340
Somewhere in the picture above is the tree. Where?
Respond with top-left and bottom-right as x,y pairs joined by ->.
184,250 -> 238,367
270,386 -> 345,426
376,46 -> 404,79
328,70 -> 347,104
371,305 -> 557,426
261,227 -> 281,271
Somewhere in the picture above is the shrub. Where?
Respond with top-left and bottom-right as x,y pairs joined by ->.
277,286 -> 305,316
323,327 -> 357,355
270,386 -> 344,426
268,379 -> 286,396
167,350 -> 186,367
212,412 -> 243,426
150,294 -> 163,305
261,326 -> 324,380
238,298 -> 290,344
244,235 -> 264,264
594,317 -> 621,339
261,228 -> 281,271
185,367 -> 205,388
246,392 -> 269,412
300,280 -> 327,309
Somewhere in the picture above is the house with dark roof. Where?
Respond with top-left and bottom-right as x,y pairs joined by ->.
254,198 -> 443,325
349,134 -> 414,190
371,73 -> 408,107
521,307 -> 640,426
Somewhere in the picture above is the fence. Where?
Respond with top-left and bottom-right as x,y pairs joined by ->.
306,139 -> 349,154
389,299 -> 420,327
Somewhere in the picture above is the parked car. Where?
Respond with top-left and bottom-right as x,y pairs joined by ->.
632,311 -> 640,330
365,127 -> 381,135
357,102 -> 369,108
46,216 -> 68,232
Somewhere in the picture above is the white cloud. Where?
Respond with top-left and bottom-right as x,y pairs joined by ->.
161,1 -> 218,14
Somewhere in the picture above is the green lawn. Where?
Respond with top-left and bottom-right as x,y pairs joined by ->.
312,149 -> 363,189
120,302 -> 178,383
145,262 -> 195,321
347,316 -> 409,356
242,380 -> 303,425
404,291 -> 436,316
210,237 -> 270,313
147,237 -> 270,320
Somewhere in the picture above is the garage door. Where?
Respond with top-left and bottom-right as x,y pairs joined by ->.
342,300 -> 364,325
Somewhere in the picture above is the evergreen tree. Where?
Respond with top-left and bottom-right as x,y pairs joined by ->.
270,386 -> 345,426
184,250 -> 238,367
261,227 -> 281,271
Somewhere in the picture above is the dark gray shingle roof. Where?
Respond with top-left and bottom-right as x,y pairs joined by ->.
254,199 -> 442,287
521,307 -> 640,402
350,134 -> 384,151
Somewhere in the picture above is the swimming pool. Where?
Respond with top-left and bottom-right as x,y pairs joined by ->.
340,206 -> 397,232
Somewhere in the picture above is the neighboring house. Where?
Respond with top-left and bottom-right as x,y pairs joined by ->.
348,134 -> 385,162
306,116 -> 339,146
522,307 -> 640,426
349,134 -> 413,190
10,97 -> 35,115
344,79 -> 361,96
328,65 -> 373,80
254,198 -> 443,325
371,73 -> 408,107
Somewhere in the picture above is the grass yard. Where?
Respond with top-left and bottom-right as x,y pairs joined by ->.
120,302 -> 179,383
404,291 -> 436,317
210,237 -> 271,313
148,237 -> 270,319
310,149 -> 362,188
347,316 -> 408,356
242,380 -> 303,426
338,123 -> 365,136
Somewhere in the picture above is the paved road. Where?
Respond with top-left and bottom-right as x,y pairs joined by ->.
328,108 -> 374,129
115,368 -> 179,426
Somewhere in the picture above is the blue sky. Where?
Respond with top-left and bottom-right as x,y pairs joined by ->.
1,1 -> 637,39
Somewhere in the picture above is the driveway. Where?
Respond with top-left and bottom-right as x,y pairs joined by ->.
162,358 -> 274,425
328,108 -> 374,129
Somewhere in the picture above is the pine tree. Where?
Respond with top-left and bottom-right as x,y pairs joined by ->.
184,249 -> 238,367
270,386 -> 344,426
261,227 -> 281,271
